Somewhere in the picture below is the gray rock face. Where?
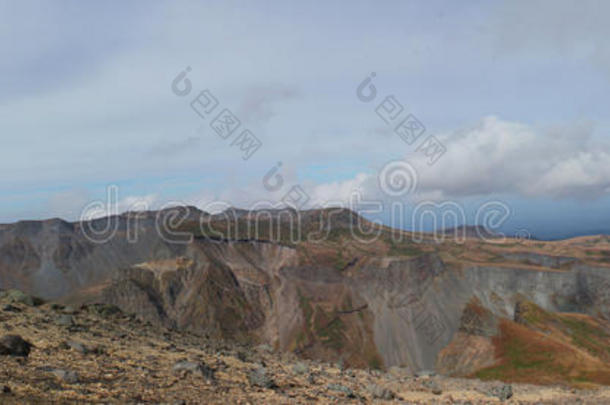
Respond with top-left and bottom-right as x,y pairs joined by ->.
351,254 -> 470,371
0,211 -> 194,299
464,263 -> 610,321
500,252 -> 576,269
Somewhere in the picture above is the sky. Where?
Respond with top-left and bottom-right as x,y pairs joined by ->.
2,0 -> 610,239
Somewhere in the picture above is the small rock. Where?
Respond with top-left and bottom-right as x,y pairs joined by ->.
488,384 -> 513,401
327,383 -> 355,398
248,367 -> 276,389
173,361 -> 215,382
56,314 -> 74,327
236,350 -> 249,362
67,340 -> 87,354
421,379 -> 442,395
51,369 -> 79,384
87,303 -> 122,317
388,366 -> 410,378
62,305 -> 77,315
367,384 -> 395,400
2,304 -> 20,313
292,362 -> 309,375
89,344 -> 106,355
0,335 -> 33,357
5,289 -> 43,306
307,373 -> 316,384
255,344 -> 273,354
415,369 -> 436,378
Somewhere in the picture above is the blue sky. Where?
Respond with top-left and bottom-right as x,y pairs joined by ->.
2,0 -> 610,239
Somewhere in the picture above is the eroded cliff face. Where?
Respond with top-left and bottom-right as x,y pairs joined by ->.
99,240 -> 610,374
101,240 -> 384,368
1,209 -> 610,381
0,213 -> 192,299
102,241 -> 296,341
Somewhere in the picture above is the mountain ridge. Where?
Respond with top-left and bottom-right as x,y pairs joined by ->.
0,206 -> 609,386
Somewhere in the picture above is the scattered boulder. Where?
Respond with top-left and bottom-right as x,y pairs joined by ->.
236,350 -> 250,363
421,379 -> 442,395
3,290 -> 43,306
172,361 -> 215,382
415,369 -> 436,378
388,366 -> 411,379
367,384 -> 395,400
307,373 -> 316,384
89,344 -> 106,355
488,384 -> 513,401
56,315 -> 75,327
2,304 -> 20,313
327,383 -> 355,398
62,306 -> 78,315
86,303 -> 122,318
51,369 -> 79,384
255,344 -> 273,354
0,335 -> 33,357
67,340 -> 88,354
292,362 -> 309,375
248,367 -> 276,389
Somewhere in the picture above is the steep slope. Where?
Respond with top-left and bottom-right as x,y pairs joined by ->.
0,207 -> 610,387
0,208 -> 203,299
438,298 -> 610,387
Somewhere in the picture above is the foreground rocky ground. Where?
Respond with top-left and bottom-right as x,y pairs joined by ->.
1,291 -> 609,404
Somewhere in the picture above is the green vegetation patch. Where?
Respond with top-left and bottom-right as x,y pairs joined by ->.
558,316 -> 610,359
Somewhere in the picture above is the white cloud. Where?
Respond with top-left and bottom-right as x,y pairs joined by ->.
409,116 -> 610,199
249,116 -> 610,205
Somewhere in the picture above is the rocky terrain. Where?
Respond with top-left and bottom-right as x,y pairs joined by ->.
0,207 -> 610,401
1,290 -> 609,404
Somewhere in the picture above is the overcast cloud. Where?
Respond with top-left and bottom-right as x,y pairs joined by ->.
1,0 -> 610,237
